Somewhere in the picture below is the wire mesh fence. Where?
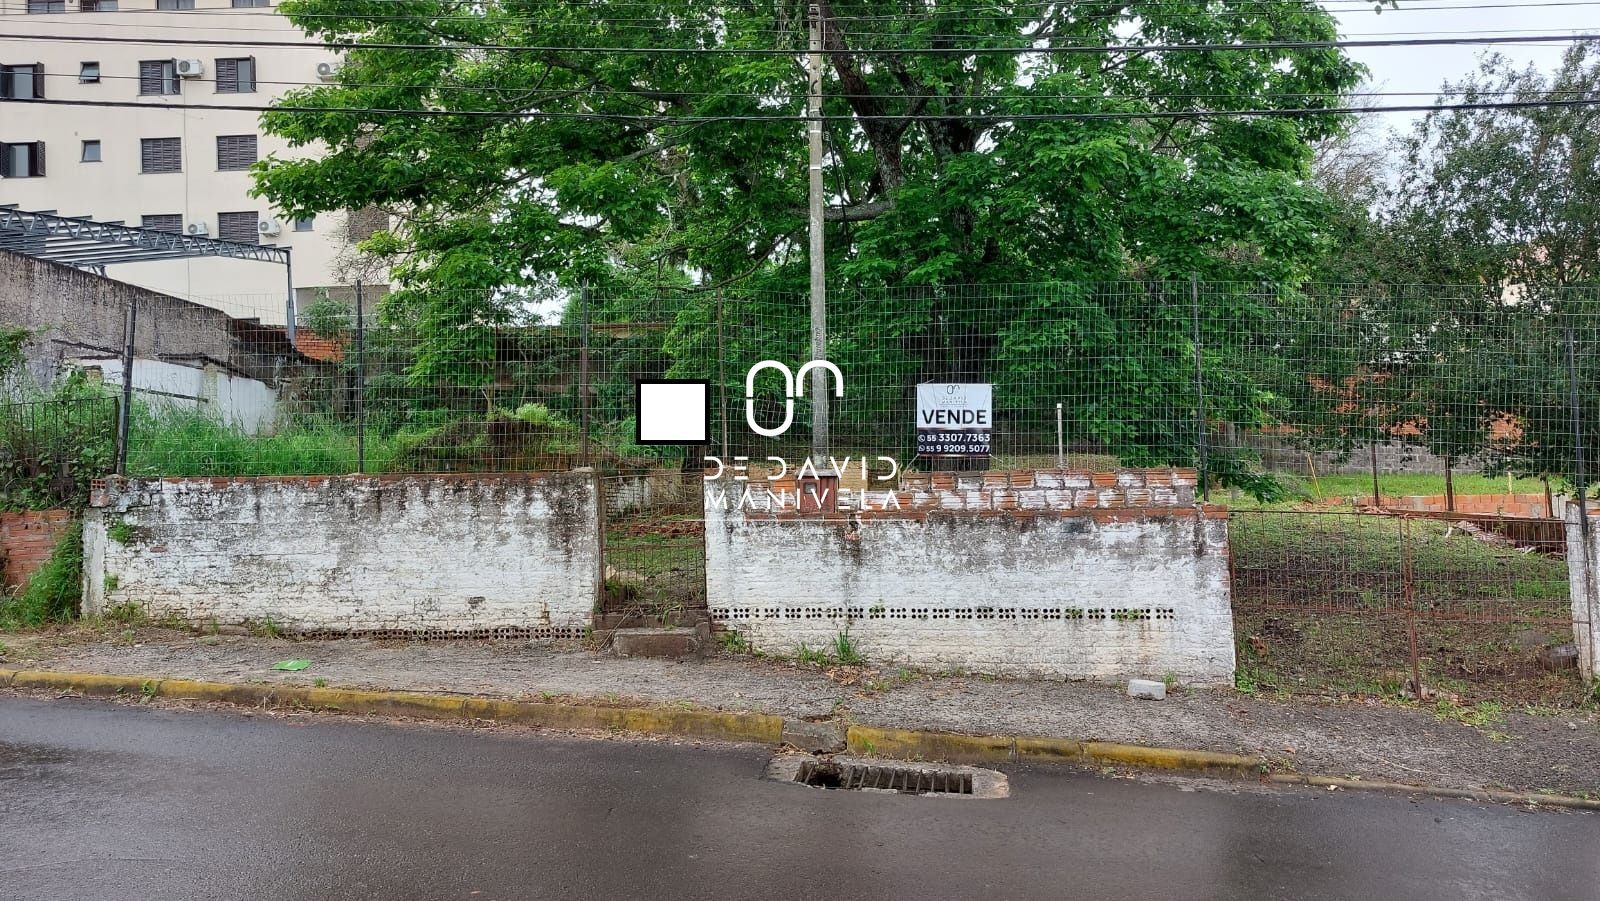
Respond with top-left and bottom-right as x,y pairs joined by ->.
10,278 -> 1593,489
3,277 -> 1595,698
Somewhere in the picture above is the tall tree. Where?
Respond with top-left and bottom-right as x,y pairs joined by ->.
1377,44 -> 1600,487
255,1 -> 1360,475
1392,43 -> 1600,290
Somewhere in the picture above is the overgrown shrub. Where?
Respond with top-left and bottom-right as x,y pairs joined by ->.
0,522 -> 83,627
0,372 -> 116,512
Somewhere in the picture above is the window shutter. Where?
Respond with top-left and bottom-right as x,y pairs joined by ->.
139,60 -> 161,95
32,64 -> 44,100
0,69 -> 12,101
0,147 -> 13,179
30,142 -> 45,177
216,134 -> 257,170
142,214 -> 182,234
215,57 -> 236,92
141,137 -> 181,173
217,211 -> 259,244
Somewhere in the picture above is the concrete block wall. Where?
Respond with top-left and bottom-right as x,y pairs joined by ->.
0,509 -> 74,589
1561,509 -> 1600,679
82,472 -> 600,638
706,469 -> 1236,683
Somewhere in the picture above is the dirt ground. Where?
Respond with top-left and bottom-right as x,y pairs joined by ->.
2,626 -> 1597,798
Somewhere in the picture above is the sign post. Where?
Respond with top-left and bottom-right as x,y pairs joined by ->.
916,383 -> 993,459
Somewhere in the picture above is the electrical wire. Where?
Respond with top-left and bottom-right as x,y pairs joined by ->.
5,28 -> 1600,56
8,92 -> 1600,122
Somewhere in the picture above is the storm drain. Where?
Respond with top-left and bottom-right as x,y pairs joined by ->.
796,760 -> 972,794
768,754 -> 1008,798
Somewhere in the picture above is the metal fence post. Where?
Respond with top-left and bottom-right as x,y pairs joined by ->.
717,287 -> 728,460
580,283 -> 592,468
114,295 -> 136,476
1190,276 -> 1208,502
354,281 -> 366,474
1567,326 -> 1589,539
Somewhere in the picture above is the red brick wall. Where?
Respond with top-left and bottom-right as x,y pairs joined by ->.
1386,493 -> 1552,518
1,510 -> 74,589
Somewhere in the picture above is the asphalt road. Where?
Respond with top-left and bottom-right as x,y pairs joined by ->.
1,696 -> 1596,901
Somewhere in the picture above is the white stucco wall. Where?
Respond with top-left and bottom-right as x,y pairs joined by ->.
83,473 -> 600,637
705,472 -> 1236,683
80,356 -> 278,434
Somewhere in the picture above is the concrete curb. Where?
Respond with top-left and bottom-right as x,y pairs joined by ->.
6,667 -> 1597,809
847,725 -> 1267,773
0,668 -> 784,745
1264,774 -> 1600,811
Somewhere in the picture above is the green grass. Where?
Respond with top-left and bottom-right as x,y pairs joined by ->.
832,629 -> 866,666
1308,472 -> 1547,500
0,522 -> 83,628
126,409 -> 405,477
1231,511 -> 1585,706
1230,512 -> 1568,611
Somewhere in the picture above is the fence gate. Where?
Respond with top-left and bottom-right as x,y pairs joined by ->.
597,470 -> 708,631
1229,509 -> 1585,705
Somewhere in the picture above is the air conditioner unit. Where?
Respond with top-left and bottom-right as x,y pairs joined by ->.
185,221 -> 208,236
258,218 -> 283,237
315,61 -> 340,81
174,59 -> 205,78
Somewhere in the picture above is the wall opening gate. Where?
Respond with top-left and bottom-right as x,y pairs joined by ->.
1229,508 -> 1586,706
597,470 -> 708,631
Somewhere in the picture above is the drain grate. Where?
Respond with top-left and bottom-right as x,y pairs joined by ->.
766,753 -> 1009,798
794,760 -> 974,795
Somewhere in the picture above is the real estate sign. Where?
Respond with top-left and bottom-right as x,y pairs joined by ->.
916,383 -> 993,457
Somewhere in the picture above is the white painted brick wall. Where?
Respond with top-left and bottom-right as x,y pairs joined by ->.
1562,509 -> 1599,679
706,488 -> 1236,683
82,473 -> 600,636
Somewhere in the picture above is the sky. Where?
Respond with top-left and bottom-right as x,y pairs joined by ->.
1324,0 -> 1597,132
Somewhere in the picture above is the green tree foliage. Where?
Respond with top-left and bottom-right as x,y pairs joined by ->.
261,2 -> 1358,291
256,2 -> 1361,479
1372,44 -> 1600,486
1393,44 -> 1600,290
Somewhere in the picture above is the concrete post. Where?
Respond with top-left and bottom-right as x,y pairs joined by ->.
1563,505 -> 1599,680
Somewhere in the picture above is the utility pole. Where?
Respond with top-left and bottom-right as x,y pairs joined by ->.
807,2 -> 829,463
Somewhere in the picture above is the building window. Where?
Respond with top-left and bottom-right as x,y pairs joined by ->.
26,0 -> 66,11
231,0 -> 269,7
81,140 -> 101,163
157,0 -> 196,8
79,62 -> 99,83
142,214 -> 183,234
347,207 -> 388,242
216,134 -> 258,171
294,216 -> 315,232
215,57 -> 256,94
217,211 -> 260,244
138,60 -> 180,96
140,137 -> 182,173
79,0 -> 118,10
0,64 -> 44,101
0,142 -> 46,179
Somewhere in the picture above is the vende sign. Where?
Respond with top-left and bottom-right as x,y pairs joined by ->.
916,383 -> 993,457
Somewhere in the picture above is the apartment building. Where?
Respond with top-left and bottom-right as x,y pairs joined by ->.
0,0 -> 380,321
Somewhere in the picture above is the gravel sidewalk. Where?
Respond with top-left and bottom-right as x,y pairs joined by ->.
3,628 -> 1597,796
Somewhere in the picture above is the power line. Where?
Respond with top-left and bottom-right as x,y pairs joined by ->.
6,29 -> 1600,56
8,1 -> 1596,32
21,68 -> 1600,103
8,93 -> 1600,122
